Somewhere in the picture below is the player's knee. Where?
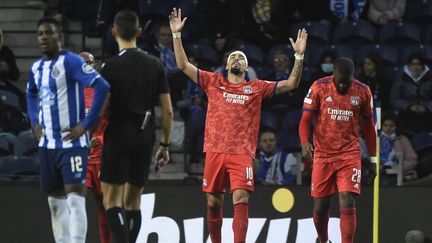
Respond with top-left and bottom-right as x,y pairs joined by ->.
123,196 -> 141,210
206,193 -> 224,207
232,189 -> 250,204
339,192 -> 355,208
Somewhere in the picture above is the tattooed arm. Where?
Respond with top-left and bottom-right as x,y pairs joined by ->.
275,28 -> 308,95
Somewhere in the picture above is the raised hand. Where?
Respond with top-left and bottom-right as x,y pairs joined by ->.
169,7 -> 187,33
289,28 -> 308,55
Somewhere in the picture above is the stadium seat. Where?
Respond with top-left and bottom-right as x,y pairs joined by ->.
260,111 -> 279,132
289,21 -> 331,47
138,0 -> 174,20
404,0 -> 432,26
280,109 -> 302,152
229,43 -> 264,66
14,132 -> 39,157
400,44 -> 432,65
333,20 -> 376,47
186,43 -> 218,68
379,22 -> 422,47
0,137 -> 10,156
410,132 -> 432,153
424,24 -> 432,44
177,0 -> 199,17
310,45 -> 354,66
0,156 -> 39,182
0,90 -> 20,109
355,44 -> 398,67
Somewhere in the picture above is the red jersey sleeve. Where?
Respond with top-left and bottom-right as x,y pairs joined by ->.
302,81 -> 320,112
198,69 -> 218,93
258,80 -> 277,99
361,87 -> 373,117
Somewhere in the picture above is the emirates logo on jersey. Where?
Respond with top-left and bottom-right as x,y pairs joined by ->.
243,85 -> 253,94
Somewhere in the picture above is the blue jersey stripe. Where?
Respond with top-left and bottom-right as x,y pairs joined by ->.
47,58 -> 63,148
66,66 -> 79,147
35,60 -> 49,148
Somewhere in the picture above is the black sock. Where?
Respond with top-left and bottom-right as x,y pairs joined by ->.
106,207 -> 129,243
125,210 -> 142,243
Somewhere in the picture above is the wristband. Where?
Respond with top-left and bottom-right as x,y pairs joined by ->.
294,53 -> 304,60
159,142 -> 170,148
172,32 -> 181,38
370,156 -> 377,163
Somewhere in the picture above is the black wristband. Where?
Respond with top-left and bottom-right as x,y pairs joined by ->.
159,142 -> 170,148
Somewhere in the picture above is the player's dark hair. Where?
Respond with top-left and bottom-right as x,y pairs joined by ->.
114,10 -> 139,41
334,57 -> 354,78
37,16 -> 62,33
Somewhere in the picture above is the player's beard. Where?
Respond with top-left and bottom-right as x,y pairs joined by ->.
230,66 -> 242,75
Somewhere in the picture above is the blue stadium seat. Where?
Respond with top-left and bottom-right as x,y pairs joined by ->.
186,43 -> 218,68
230,44 -> 264,66
400,44 -> 432,65
177,0 -> 199,17
404,0 -> 432,26
14,132 -> 39,157
333,20 -> 376,47
138,0 -> 174,20
355,44 -> 398,67
379,22 -> 422,47
0,156 -> 39,181
280,109 -> 302,151
424,24 -> 432,44
0,90 -> 20,109
260,111 -> 279,132
410,132 -> 432,153
254,66 -> 273,80
310,45 -> 354,66
289,21 -> 331,47
0,137 -> 10,156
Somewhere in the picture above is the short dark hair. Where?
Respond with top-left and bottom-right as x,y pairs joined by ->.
37,16 -> 62,32
334,57 -> 354,77
114,10 -> 139,41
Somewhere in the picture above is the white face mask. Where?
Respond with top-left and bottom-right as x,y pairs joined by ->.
321,63 -> 334,73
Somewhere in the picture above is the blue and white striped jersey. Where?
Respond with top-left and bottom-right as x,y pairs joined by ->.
27,50 -> 101,149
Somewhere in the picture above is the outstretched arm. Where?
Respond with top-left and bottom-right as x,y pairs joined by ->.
275,28 -> 308,94
169,8 -> 198,83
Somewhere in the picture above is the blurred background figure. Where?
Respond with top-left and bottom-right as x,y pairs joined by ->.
367,0 -> 406,26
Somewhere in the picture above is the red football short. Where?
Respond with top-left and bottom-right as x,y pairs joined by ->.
86,162 -> 103,196
202,152 -> 254,193
311,159 -> 362,197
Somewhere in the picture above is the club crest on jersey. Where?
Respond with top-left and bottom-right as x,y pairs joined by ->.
351,96 -> 360,106
51,66 -> 60,78
82,63 -> 95,74
243,85 -> 253,94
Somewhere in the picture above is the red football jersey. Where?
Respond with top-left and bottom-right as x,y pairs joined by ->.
198,70 -> 276,157
84,87 -> 108,163
302,76 -> 373,162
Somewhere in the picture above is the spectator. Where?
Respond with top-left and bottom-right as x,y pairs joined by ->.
0,27 -> 20,82
380,115 -> 418,185
310,51 -> 335,81
198,0 -> 246,59
405,230 -> 426,243
146,22 -> 187,107
96,0 -> 139,28
179,56 -> 207,164
255,129 -> 298,185
243,0 -> 290,50
391,53 -> 432,132
357,53 -> 392,110
367,0 -> 406,26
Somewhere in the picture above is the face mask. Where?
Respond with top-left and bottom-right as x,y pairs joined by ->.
321,63 -> 334,73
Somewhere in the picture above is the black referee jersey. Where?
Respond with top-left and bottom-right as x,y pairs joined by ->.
100,48 -> 170,120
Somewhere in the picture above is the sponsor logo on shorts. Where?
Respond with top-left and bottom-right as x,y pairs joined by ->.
246,180 -> 252,186
202,179 -> 207,187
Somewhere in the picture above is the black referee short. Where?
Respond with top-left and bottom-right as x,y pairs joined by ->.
100,118 -> 155,187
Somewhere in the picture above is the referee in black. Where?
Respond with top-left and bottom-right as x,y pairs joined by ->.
100,10 -> 173,243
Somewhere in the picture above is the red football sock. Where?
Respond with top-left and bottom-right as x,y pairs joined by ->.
313,210 -> 329,243
97,200 -> 112,243
340,208 -> 356,243
207,205 -> 222,243
232,203 -> 248,243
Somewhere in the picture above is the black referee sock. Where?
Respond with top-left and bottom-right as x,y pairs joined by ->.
106,207 -> 129,243
125,210 -> 142,243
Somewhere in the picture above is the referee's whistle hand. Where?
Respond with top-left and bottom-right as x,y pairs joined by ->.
62,123 -> 86,141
